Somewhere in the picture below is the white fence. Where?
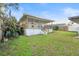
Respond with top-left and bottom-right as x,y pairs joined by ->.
24,29 -> 44,36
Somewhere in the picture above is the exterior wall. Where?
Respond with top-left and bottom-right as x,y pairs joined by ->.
27,22 -> 42,29
24,29 -> 53,36
27,17 -> 43,29
25,17 -> 44,36
68,24 -> 79,32
48,29 -> 53,32
24,29 -> 44,36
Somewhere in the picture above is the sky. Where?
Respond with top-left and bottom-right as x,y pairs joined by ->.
12,3 -> 79,24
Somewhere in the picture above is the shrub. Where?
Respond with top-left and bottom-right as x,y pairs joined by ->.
53,26 -> 59,30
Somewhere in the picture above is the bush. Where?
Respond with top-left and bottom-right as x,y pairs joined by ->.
4,25 -> 24,39
53,26 -> 59,30
1,17 -> 24,42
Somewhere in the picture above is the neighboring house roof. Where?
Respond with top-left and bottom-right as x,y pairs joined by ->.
19,14 -> 54,23
68,16 -> 79,24
52,23 -> 67,27
53,23 -> 66,26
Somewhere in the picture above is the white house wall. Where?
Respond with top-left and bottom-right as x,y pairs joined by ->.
48,29 -> 53,32
68,24 -> 79,32
24,29 -> 44,36
24,29 -> 53,36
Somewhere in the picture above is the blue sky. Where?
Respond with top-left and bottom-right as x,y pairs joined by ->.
12,3 -> 79,23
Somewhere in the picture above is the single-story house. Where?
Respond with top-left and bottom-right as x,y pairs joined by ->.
68,16 -> 79,32
19,14 -> 54,36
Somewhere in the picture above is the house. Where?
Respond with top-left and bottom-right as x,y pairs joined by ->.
68,16 -> 79,32
19,14 -> 54,36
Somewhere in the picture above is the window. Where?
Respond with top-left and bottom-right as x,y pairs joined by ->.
28,18 -> 33,22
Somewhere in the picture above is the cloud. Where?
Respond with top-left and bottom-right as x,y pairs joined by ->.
63,8 -> 79,17
35,11 -> 69,24
50,7 -> 79,24
38,11 -> 54,19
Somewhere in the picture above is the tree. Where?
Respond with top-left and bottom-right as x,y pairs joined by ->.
0,3 -> 19,42
0,3 -> 19,17
5,3 -> 19,17
3,17 -> 18,38
0,3 -> 6,18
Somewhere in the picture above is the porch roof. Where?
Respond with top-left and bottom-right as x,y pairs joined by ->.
19,14 -> 54,23
68,16 -> 79,24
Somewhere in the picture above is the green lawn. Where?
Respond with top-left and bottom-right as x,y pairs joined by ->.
0,31 -> 79,56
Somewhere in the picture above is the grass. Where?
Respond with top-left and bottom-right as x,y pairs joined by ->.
0,31 -> 79,56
